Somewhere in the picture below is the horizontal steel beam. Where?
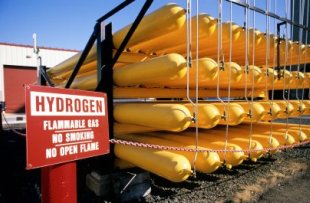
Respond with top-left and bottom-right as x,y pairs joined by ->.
225,0 -> 310,31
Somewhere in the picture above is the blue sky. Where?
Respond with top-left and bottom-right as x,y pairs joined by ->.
0,0 -> 289,50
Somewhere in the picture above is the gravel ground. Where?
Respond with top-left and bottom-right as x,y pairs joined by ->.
145,144 -> 310,203
143,118 -> 310,203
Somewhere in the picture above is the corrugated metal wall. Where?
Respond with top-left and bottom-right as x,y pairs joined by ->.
0,44 -> 78,67
0,43 -> 78,109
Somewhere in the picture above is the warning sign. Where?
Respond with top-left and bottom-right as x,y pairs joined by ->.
25,85 -> 109,169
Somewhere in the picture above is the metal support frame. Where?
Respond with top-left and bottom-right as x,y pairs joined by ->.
96,23 -> 114,150
36,1 -> 153,202
226,0 -> 310,31
65,0 -> 139,89
225,0 -> 310,84
277,22 -> 286,79
93,0 -> 153,172
39,66 -> 54,87
95,0 -> 153,144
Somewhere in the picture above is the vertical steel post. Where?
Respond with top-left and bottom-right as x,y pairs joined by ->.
39,65 -> 47,86
96,23 -> 115,170
40,65 -> 77,203
96,23 -> 113,141
41,163 -> 77,203
39,1 -> 153,201
277,23 -> 281,79
277,22 -> 286,79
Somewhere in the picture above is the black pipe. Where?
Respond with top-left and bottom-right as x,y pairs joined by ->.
97,0 -> 135,23
65,30 -> 97,89
277,22 -> 286,79
96,23 -> 114,138
111,0 -> 153,68
39,66 -> 54,87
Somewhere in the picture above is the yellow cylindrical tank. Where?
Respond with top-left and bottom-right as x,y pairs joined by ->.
197,129 -> 265,161
59,54 -> 187,89
204,28 -> 264,56
67,74 -> 97,90
259,102 -> 282,120
223,127 -> 280,153
254,122 -> 310,140
51,60 -> 97,83
113,86 -> 266,99
163,61 -> 242,89
221,65 -> 262,88
280,69 -> 293,85
272,69 -> 292,90
113,3 -> 186,49
257,67 -> 278,88
114,144 -> 192,182
218,62 -> 243,82
114,123 -> 156,135
274,129 -> 308,142
290,100 -> 306,117
195,62 -> 243,89
304,73 -> 310,89
246,134 -> 280,152
48,49 -> 150,79
249,29 -> 265,46
227,138 -> 265,161
116,133 -> 222,173
47,45 -> 97,77
130,13 -> 217,53
273,101 -> 295,118
164,57 -> 219,88
291,71 -> 305,86
205,22 -> 244,47
114,103 -> 192,132
212,103 -> 247,126
221,22 -> 244,42
188,58 -> 218,80
184,103 -> 221,129
157,21 -> 240,56
234,125 -> 295,145
161,133 -> 247,167
260,132 -> 295,145
303,100 -> 310,115
113,53 -> 187,87
237,102 -> 266,122
289,128 -> 310,140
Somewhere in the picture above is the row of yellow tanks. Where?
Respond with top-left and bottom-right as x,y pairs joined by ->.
115,122 -> 310,182
112,101 -> 310,182
46,3 -> 310,182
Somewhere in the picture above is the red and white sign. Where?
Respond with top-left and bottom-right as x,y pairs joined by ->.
25,85 -> 109,169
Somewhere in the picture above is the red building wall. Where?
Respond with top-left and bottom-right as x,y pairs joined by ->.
4,65 -> 36,113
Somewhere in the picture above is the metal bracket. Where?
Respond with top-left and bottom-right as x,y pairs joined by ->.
191,112 -> 197,123
221,111 -> 227,120
39,66 -> 54,87
247,109 -> 252,118
219,61 -> 225,71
